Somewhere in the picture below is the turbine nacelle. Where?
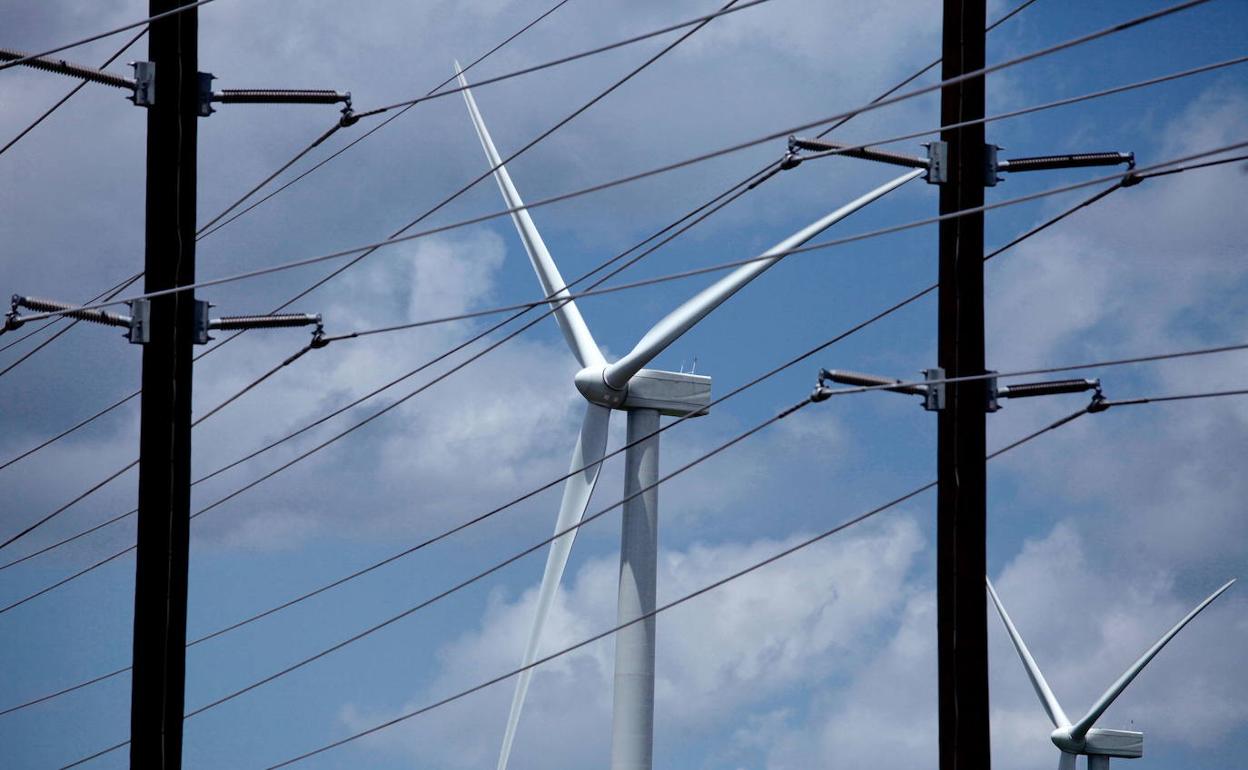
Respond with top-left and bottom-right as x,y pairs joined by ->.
989,576 -> 1234,770
1051,727 -> 1143,759
575,364 -> 713,416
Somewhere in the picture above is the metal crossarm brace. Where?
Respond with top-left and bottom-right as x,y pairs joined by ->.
819,367 -> 928,395
6,294 -> 320,346
789,137 -> 928,170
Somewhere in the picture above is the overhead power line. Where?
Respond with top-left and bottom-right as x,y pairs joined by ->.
322,135 -> 1246,342
0,0 -> 573,470
2,143 -> 1237,629
199,0 -> 1042,241
0,29 -> 146,157
26,132 -> 1246,329
6,152 -> 1237,717
11,368 -> 1244,724
0,0 -> 1043,561
257,379 -> 1248,769
259,400 -> 1099,769
0,0 -> 215,73
194,0 -> 577,238
191,0 -> 779,240
0,0 -> 741,555
41,340 -> 1248,770
0,334 -> 320,552
20,1 -> 1235,323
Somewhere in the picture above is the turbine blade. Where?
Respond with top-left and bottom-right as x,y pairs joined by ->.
455,62 -> 605,369
1069,578 -> 1236,740
603,168 -> 922,389
1057,751 -> 1077,770
986,577 -> 1071,728
497,402 -> 612,770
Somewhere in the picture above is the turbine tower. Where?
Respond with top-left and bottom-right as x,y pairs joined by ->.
456,63 -> 923,770
986,576 -> 1235,770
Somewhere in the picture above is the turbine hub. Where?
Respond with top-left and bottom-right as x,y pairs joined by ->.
574,365 -> 628,409
1051,728 -> 1084,754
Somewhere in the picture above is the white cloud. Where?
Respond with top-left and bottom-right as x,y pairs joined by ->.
339,516 -> 925,769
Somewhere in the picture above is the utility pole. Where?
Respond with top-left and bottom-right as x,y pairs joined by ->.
2,11 -> 345,769
936,1 -> 990,769
131,1 -> 198,766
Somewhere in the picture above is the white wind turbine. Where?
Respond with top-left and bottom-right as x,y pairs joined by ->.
455,63 -> 923,770
987,576 -> 1235,770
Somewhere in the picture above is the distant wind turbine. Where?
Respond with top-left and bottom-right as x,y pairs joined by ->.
987,576 -> 1235,770
455,61 -> 922,770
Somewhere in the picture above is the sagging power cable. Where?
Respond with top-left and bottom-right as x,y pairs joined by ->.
0,0 -> 215,73
0,0 -> 578,471
3,143 -> 1236,626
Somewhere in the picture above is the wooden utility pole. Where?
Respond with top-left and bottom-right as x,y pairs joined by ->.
130,2 -> 198,767
936,1 -> 991,769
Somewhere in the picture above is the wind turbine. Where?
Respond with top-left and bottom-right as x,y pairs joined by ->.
455,63 -> 923,770
986,576 -> 1235,770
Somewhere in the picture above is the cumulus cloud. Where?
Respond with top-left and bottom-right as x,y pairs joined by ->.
339,516 -> 925,769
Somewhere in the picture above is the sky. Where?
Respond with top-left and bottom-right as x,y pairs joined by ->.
0,0 -> 1246,768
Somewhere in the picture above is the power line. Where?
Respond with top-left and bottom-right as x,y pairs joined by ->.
262,380 -> 1248,768
0,29 -> 146,157
21,0 -> 1230,324
326,126 -> 1244,342
283,140 -> 1248,342
344,0 -> 779,119
194,0 -> 576,239
0,0 -> 574,469
0,272 -> 142,380
42,338 -> 1248,770
5,155 -> 1234,718
0,0 -> 742,556
0,337 -> 320,551
0,171 -> 1107,715
57,389 -> 823,767
3,144 -> 1235,631
260,400 -> 1098,770
0,0 -> 216,72
0,0 -> 1045,565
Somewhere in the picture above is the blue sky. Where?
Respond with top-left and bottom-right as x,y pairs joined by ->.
1,1 -> 1246,768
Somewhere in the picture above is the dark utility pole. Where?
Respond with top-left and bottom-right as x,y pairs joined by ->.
131,1 -> 198,767
936,1 -> 990,769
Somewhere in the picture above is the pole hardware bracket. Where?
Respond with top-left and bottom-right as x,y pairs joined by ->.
130,61 -> 156,106
923,367 -> 945,411
3,294 -> 321,346
198,72 -> 216,116
128,299 -> 150,344
924,141 -> 948,184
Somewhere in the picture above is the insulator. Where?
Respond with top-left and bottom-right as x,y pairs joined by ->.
209,313 -> 321,331
999,378 -> 1100,399
212,89 -> 350,105
0,47 -> 135,90
12,295 -> 131,328
789,138 -> 928,170
821,368 -> 927,396
998,152 -> 1134,173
